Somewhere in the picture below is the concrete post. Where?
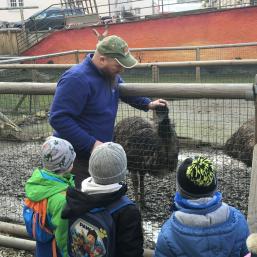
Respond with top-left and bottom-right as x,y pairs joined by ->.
248,76 -> 257,232
247,145 -> 257,232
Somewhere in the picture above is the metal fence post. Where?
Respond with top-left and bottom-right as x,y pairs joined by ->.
75,51 -> 80,64
247,75 -> 257,232
195,48 -> 201,82
151,65 -> 159,120
152,65 -> 159,83
15,31 -> 20,56
255,75 -> 257,144
31,60 -> 39,113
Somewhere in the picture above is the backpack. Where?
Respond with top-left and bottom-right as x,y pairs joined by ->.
23,171 -> 66,256
67,196 -> 134,257
23,198 -> 54,243
23,198 -> 59,257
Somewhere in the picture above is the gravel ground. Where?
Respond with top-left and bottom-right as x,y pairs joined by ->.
0,247 -> 34,257
0,141 -> 251,255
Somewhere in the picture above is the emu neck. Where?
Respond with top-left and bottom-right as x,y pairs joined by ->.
157,117 -> 172,141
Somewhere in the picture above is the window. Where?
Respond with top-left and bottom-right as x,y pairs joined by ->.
9,0 -> 23,7
10,0 -> 17,7
134,8 -> 141,14
48,11 -> 64,18
18,0 -> 24,6
35,12 -> 47,20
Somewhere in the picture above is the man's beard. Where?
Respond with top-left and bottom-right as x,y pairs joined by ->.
101,68 -> 117,87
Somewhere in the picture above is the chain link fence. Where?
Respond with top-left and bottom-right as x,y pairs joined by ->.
0,57 -> 256,248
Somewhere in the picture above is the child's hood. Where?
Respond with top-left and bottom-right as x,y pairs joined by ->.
62,183 -> 127,219
25,168 -> 74,201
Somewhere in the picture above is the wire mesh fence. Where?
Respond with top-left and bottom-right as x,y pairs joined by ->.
0,56 -> 256,247
1,63 -> 257,84
0,88 -> 254,248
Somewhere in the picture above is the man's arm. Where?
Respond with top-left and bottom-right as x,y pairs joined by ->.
118,77 -> 168,111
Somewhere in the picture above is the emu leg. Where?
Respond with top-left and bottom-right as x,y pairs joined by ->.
131,172 -> 139,203
139,173 -> 145,208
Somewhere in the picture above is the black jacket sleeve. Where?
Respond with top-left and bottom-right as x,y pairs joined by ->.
112,204 -> 144,257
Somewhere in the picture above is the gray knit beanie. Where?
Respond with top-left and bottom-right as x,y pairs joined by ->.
89,142 -> 128,185
41,136 -> 76,173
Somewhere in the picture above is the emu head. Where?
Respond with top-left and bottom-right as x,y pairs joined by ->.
154,105 -> 169,124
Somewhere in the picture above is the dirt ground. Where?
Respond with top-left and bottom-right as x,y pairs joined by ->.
0,141 -> 251,255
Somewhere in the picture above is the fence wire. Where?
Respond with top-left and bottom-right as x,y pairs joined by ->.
0,50 -> 256,247
0,88 -> 254,248
1,64 -> 256,84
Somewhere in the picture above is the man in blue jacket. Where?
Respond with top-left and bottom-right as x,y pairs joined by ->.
49,34 -> 167,188
154,156 -> 249,257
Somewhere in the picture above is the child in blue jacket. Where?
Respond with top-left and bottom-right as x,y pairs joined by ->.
154,156 -> 249,257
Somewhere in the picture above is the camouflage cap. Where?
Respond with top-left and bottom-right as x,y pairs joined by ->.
96,35 -> 138,68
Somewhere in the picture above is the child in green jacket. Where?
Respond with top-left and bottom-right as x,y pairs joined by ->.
24,136 -> 76,257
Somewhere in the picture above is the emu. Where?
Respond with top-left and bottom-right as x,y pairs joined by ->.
114,105 -> 179,207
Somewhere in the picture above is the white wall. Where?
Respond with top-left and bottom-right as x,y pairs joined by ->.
131,0 -> 158,16
107,0 -> 155,18
98,0 -> 204,18
0,0 -> 204,23
0,0 -> 60,22
95,0 -> 110,16
161,0 -> 203,12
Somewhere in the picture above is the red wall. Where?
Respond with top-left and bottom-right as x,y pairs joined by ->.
23,6 -> 257,59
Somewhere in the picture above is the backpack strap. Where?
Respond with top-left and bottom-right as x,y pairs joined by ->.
24,198 -> 58,257
24,198 -> 51,234
107,196 -> 134,214
89,196 -> 134,214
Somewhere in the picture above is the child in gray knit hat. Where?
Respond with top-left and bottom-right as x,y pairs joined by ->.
24,136 -> 76,257
87,142 -> 128,186
62,142 -> 144,257
41,136 -> 76,173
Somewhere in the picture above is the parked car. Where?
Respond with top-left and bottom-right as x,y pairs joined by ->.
13,7 -> 84,31
0,21 -> 10,29
100,16 -> 113,24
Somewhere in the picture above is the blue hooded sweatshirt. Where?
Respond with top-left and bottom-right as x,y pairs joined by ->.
49,54 -> 151,159
154,192 -> 249,257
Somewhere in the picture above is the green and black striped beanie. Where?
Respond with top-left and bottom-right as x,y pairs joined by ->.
177,156 -> 217,198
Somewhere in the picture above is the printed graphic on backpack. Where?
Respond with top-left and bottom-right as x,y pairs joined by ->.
70,218 -> 107,257
68,196 -> 134,257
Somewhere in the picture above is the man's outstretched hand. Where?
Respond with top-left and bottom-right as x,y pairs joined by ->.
148,99 -> 168,110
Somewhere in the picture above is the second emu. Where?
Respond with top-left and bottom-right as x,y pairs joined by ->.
114,105 -> 179,207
